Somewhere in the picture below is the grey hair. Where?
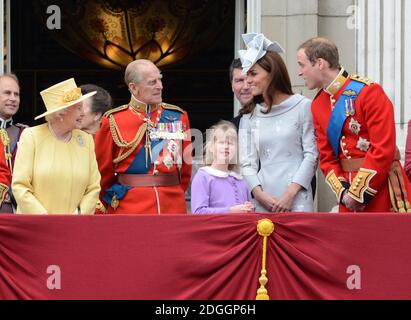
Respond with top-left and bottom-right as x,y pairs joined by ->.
124,59 -> 156,85
80,84 -> 113,115
0,73 -> 20,87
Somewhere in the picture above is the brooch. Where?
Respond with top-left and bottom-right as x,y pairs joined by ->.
348,118 -> 361,135
165,116 -> 177,121
356,137 -> 370,152
342,89 -> 357,97
76,135 -> 84,146
163,154 -> 174,170
167,140 -> 178,155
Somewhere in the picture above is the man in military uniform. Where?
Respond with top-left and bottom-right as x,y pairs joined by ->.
0,74 -> 27,213
297,37 -> 411,212
94,59 -> 192,214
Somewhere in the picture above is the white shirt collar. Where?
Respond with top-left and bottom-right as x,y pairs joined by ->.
0,117 -> 13,129
200,166 -> 243,180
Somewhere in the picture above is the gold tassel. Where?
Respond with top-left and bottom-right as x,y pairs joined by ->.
256,219 -> 275,300
0,129 -> 12,174
387,161 -> 411,213
0,183 -> 8,207
144,134 -> 152,169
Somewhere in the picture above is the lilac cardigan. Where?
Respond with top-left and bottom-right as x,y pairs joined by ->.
190,167 -> 252,214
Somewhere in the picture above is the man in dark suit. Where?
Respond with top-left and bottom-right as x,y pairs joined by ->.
229,58 -> 254,130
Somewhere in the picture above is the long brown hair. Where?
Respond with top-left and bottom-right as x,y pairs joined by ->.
238,103 -> 256,116
250,51 -> 293,114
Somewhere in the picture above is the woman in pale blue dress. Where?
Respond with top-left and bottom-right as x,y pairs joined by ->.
238,33 -> 318,212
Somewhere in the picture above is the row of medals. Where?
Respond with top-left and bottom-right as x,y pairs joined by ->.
147,119 -> 185,141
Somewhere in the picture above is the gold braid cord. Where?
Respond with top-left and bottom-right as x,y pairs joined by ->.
162,103 -> 185,113
256,219 -> 275,300
0,183 -> 8,206
0,129 -> 12,174
388,161 -> 411,213
109,115 -> 148,165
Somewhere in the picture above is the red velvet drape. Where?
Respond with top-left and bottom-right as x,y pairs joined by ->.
0,213 -> 411,300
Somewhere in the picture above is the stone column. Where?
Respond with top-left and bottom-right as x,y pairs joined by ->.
356,0 -> 411,157
260,0 -> 319,98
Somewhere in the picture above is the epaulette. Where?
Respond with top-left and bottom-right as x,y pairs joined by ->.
161,103 -> 185,113
103,104 -> 128,117
15,123 -> 29,128
350,74 -> 374,86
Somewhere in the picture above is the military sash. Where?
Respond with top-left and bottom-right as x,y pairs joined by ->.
327,80 -> 365,157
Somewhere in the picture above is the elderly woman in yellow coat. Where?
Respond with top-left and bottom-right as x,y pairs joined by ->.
12,78 -> 101,214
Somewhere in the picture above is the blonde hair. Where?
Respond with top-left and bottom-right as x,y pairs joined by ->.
204,120 -> 239,172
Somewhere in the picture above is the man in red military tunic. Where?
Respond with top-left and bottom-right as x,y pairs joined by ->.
94,59 -> 192,214
297,37 -> 411,212
0,74 -> 27,213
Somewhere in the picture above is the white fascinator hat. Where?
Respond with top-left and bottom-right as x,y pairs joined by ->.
238,33 -> 285,74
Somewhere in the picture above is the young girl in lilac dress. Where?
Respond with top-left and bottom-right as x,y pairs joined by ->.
191,120 -> 254,214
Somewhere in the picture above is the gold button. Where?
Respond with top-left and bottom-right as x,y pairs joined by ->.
154,160 -> 160,166
153,170 -> 159,175
342,143 -> 347,147
342,136 -> 346,140
353,187 -> 357,191
344,150 -> 349,155
359,175 -> 363,179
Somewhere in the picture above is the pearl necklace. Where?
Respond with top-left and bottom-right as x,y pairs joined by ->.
48,123 -> 72,143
